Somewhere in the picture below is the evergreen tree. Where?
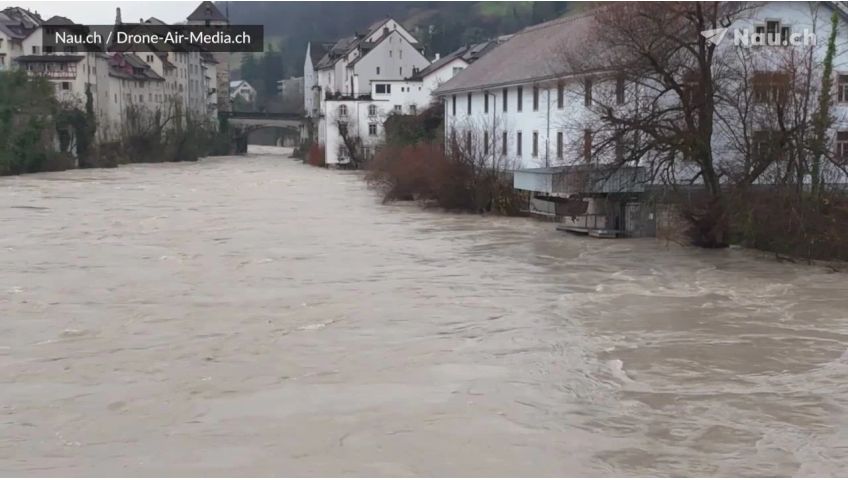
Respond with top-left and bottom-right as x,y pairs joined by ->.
240,54 -> 259,86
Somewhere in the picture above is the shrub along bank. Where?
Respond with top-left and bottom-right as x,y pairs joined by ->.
0,71 -> 235,176
364,104 -> 526,216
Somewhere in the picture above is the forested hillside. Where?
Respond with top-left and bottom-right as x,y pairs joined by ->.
225,1 -> 571,99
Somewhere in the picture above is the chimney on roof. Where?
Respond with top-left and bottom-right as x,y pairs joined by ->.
115,7 -> 121,25
434,53 -> 440,61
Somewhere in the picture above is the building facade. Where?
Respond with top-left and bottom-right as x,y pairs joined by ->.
186,1 -> 230,113
2,2 -> 223,156
435,1 -> 848,236
305,20 -> 501,165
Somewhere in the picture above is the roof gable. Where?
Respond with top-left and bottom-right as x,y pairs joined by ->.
346,29 -> 421,69
42,15 -> 74,26
187,1 -> 226,22
314,16 -> 420,71
229,80 -> 254,90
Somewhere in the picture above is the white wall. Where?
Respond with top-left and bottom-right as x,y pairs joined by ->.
204,61 -> 217,119
422,57 -> 467,93
369,57 -> 471,113
323,98 -> 391,165
231,82 -> 255,102
445,81 -> 586,170
0,31 -> 12,70
443,1 -> 848,182
365,19 -> 417,45
350,30 -> 429,96
371,79 -> 429,114
714,1 -> 848,183
21,26 -> 41,55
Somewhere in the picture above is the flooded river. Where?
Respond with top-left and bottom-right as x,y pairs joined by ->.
1,146 -> 847,476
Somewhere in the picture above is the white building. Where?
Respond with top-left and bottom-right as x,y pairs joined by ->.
229,79 -> 256,104
435,14 -> 595,172
308,18 -> 431,165
201,52 -> 218,118
101,52 -> 167,139
109,8 -> 219,123
307,19 -> 502,166
277,75 -> 303,97
369,40 -> 506,116
11,16 -> 118,146
3,2 -> 221,153
435,2 -> 848,236
0,7 -> 42,70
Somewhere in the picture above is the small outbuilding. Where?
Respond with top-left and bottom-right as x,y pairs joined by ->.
514,165 -> 655,238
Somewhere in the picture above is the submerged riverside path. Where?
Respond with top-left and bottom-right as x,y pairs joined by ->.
1,146 -> 847,475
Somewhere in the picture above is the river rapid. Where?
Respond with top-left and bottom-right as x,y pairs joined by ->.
1,146 -> 847,476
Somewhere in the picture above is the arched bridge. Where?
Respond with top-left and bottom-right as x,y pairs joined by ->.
220,111 -> 305,154
220,111 -> 304,130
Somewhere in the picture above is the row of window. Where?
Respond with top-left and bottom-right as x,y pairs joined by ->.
450,78 -> 625,116
375,66 -> 413,76
691,72 -> 848,105
753,130 -> 848,159
451,71 -> 848,116
337,122 -> 380,137
374,83 -> 423,95
452,129 -> 598,161
454,127 -> 848,162
338,103 -> 418,117
32,45 -> 77,54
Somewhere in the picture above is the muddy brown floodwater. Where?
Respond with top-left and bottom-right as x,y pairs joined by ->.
1,146 -> 847,476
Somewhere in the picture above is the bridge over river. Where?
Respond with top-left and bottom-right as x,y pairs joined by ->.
220,111 -> 303,130
220,111 -> 305,152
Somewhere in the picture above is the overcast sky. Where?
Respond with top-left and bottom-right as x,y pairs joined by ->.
0,1 -> 211,24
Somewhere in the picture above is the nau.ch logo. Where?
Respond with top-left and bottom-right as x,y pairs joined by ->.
701,26 -> 816,47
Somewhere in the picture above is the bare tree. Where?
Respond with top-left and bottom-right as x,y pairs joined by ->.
564,1 -> 848,258
335,105 -> 390,169
563,2 -> 755,246
444,115 -> 521,212
335,118 -> 366,169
